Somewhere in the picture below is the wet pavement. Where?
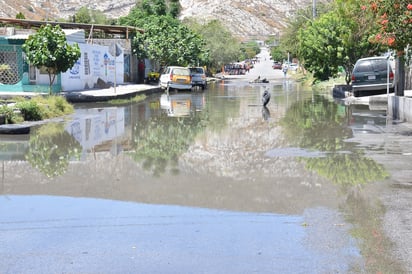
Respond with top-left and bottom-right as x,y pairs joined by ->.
1,47 -> 412,273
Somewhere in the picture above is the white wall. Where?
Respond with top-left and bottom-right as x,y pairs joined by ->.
61,42 -> 124,91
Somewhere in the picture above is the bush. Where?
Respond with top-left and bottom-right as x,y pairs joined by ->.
3,95 -> 74,123
0,105 -> 24,124
15,100 -> 43,121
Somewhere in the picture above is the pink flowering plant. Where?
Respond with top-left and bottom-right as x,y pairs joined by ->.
362,0 -> 412,55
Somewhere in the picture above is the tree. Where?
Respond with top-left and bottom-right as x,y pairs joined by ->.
185,19 -> 241,72
119,0 -> 208,67
360,0 -> 412,95
74,7 -> 109,24
240,41 -> 260,60
132,15 -> 208,66
298,12 -> 350,81
294,0 -> 385,83
22,24 -> 81,94
15,12 -> 25,19
270,46 -> 287,63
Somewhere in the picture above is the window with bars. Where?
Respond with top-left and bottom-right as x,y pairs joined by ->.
0,49 -> 20,84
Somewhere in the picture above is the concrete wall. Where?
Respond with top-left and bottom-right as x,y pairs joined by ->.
389,95 -> 412,122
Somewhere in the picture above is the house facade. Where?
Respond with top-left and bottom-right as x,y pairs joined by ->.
0,19 -> 142,94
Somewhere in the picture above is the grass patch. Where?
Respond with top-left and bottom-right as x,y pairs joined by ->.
290,70 -> 348,92
108,94 -> 146,105
0,95 -> 74,124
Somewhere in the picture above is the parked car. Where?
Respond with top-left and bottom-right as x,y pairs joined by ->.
272,62 -> 282,70
288,63 -> 298,71
159,66 -> 192,91
188,67 -> 207,90
351,56 -> 394,97
146,69 -> 161,83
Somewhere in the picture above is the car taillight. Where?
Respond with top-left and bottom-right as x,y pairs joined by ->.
389,71 -> 394,80
351,74 -> 355,81
170,73 -> 173,80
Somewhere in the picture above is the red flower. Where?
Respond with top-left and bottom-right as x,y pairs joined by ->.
388,36 -> 396,46
408,4 -> 412,10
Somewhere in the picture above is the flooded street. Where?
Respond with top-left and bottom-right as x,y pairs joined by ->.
1,50 -> 412,273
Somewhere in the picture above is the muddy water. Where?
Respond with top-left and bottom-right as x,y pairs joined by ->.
0,76 -> 409,273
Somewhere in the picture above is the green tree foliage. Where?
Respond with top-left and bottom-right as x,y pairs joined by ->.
15,12 -> 25,19
270,46 -> 287,62
298,12 -> 350,81
169,0 -> 181,18
119,0 -> 208,67
131,15 -> 208,66
22,24 -> 81,94
74,7 -> 109,24
185,19 -> 241,72
296,0 -> 385,83
333,0 -> 386,83
240,41 -> 260,60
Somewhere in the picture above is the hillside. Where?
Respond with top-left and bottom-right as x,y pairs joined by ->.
0,0 -> 319,39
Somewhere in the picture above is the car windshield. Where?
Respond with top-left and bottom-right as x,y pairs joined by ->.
371,60 -> 388,71
173,68 -> 190,76
355,61 -> 373,72
355,59 -> 388,73
190,68 -> 204,74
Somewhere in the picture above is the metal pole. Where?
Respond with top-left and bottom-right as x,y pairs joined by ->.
387,53 -> 390,114
313,0 -> 317,18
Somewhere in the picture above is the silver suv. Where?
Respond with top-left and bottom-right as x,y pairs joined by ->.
189,67 -> 207,90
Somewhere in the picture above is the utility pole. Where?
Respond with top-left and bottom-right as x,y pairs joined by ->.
313,0 -> 317,19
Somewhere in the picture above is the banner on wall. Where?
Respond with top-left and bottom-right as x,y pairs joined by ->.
61,43 -> 124,91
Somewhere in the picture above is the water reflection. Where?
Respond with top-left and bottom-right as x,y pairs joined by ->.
67,107 -> 125,151
280,95 -> 389,188
261,106 -> 270,121
24,123 -> 81,177
160,92 -> 206,117
0,81 -> 407,273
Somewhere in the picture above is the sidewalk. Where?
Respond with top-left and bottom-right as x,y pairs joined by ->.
62,83 -> 161,103
344,90 -> 412,122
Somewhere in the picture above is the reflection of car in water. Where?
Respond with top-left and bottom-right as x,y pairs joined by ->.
160,93 -> 206,117
345,104 -> 387,134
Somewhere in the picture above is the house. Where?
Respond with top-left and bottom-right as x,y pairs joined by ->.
0,18 -> 144,94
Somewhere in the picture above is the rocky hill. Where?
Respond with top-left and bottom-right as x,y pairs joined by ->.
0,0 -> 320,39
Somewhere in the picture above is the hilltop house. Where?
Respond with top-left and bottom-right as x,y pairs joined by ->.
0,18 -> 143,94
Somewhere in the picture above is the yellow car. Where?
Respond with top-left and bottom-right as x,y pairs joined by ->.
159,66 -> 192,91
147,70 -> 160,83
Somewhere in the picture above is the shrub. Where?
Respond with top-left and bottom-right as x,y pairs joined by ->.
15,100 -> 43,121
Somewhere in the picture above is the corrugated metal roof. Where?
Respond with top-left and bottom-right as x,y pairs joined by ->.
6,30 -> 85,43
0,17 -> 143,39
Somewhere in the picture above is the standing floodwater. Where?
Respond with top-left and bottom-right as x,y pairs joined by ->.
1,49 -> 411,273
